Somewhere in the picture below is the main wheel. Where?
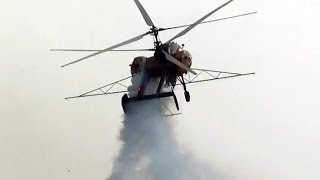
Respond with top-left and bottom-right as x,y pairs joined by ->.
184,91 -> 190,102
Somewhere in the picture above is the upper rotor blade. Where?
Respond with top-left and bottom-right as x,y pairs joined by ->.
61,32 -> 149,68
51,48 -> 155,52
163,50 -> 197,75
166,0 -> 234,44
159,12 -> 257,32
133,0 -> 154,26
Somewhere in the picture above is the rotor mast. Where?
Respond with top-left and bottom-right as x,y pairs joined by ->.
150,26 -> 161,48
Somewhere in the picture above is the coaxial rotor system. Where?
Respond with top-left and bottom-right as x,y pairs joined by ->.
52,0 -> 256,75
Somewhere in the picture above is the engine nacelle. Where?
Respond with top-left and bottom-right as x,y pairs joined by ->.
168,42 -> 192,75
130,56 -> 147,75
174,50 -> 192,75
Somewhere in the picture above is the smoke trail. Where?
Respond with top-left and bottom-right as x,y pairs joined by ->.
107,73 -> 223,180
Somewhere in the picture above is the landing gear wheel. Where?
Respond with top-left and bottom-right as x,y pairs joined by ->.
184,91 -> 190,102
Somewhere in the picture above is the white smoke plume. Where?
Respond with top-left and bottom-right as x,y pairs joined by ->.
107,72 -> 224,180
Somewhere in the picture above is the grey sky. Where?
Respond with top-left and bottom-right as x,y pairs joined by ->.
1,0 -> 320,179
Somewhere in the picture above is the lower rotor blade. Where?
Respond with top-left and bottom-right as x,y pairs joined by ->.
166,0 -> 234,44
61,31 -> 149,68
163,50 -> 197,75
51,48 -> 155,52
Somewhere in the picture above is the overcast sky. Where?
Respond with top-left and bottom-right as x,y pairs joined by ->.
1,0 -> 320,179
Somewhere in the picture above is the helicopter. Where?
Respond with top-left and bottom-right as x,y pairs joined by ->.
52,0 -> 256,114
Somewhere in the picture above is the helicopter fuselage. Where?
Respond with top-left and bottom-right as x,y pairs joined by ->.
130,44 -> 192,78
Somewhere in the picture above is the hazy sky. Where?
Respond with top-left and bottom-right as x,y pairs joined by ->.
1,0 -> 320,179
